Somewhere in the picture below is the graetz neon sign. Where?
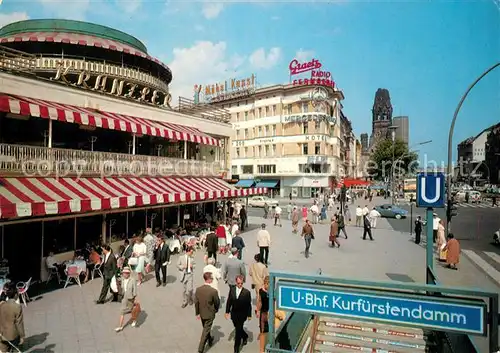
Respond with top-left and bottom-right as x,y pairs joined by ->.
289,58 -> 335,88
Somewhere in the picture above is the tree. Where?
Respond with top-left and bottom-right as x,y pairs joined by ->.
368,139 -> 418,181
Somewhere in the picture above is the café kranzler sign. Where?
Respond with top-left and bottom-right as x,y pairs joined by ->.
289,58 -> 335,88
51,61 -> 172,108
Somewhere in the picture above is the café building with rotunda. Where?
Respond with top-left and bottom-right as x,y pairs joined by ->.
0,19 -> 265,281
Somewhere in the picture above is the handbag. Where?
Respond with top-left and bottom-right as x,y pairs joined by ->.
128,257 -> 138,266
131,301 -> 141,321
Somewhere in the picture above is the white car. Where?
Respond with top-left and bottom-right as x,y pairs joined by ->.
248,196 -> 279,208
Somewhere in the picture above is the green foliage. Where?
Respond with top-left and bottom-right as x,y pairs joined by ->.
368,139 -> 418,181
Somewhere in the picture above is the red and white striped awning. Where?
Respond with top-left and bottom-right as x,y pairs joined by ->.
0,31 -> 169,71
0,177 -> 266,219
0,94 -> 221,147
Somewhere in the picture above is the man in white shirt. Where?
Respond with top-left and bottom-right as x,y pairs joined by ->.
355,206 -> 363,227
274,205 -> 282,227
203,257 -> 221,295
369,208 -> 381,228
286,203 -> 293,220
362,205 -> 369,216
257,224 -> 271,265
432,213 -> 440,243
310,204 -> 319,224
231,221 -> 239,238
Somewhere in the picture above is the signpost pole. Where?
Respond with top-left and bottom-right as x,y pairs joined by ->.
426,207 -> 434,284
268,274 -> 276,350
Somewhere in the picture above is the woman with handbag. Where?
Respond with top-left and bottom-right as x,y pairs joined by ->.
115,267 -> 138,332
131,237 -> 147,285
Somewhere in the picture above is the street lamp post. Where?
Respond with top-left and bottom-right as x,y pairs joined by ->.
447,62 -> 500,234
388,126 -> 398,205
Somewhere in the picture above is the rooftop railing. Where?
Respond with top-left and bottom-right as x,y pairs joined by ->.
0,143 -> 222,178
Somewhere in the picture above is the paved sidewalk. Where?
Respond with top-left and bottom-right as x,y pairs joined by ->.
21,214 -> 499,353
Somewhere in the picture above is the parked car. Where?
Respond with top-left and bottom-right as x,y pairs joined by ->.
248,196 -> 279,208
469,191 -> 481,203
374,204 -> 408,219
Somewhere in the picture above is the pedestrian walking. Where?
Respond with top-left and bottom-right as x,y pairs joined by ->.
205,228 -> 218,264
223,248 -> 246,291
310,203 -> 319,224
274,205 -> 282,227
249,254 -> 269,298
291,206 -> 300,233
443,233 -> 460,270
362,214 -> 374,241
286,203 -> 293,220
96,245 -> 117,304
301,206 -> 308,221
337,212 -> 348,239
240,206 -> 247,232
355,206 -> 363,227
225,275 -> 252,353
344,205 -> 351,225
177,246 -> 195,308
114,266 -> 139,332
414,216 -> 423,244
257,224 -> 271,265
264,203 -> 270,219
0,282 -> 25,352
195,272 -> 220,353
369,207 -> 381,228
329,217 -> 340,248
301,219 -> 315,258
231,231 -> 246,260
432,213 -> 440,243
154,236 -> 170,287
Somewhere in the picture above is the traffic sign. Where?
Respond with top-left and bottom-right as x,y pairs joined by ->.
416,173 -> 445,208
277,281 -> 486,335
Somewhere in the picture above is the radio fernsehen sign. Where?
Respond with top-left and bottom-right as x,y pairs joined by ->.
289,58 -> 335,88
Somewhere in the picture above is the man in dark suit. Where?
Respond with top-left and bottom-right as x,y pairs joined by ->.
96,244 -> 117,304
363,214 -> 374,241
231,231 -> 245,260
239,206 -> 247,232
225,274 -> 252,353
154,236 -> 171,287
195,272 -> 220,353
205,229 -> 218,263
0,282 -> 25,352
121,239 -> 134,266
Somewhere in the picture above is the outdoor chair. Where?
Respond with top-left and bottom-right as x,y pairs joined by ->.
64,265 -> 81,288
46,266 -> 62,284
16,277 -> 32,307
92,262 -> 103,280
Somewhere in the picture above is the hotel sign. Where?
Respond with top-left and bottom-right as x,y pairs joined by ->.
289,58 -> 335,88
51,61 -> 172,108
194,74 -> 256,104
283,113 -> 336,125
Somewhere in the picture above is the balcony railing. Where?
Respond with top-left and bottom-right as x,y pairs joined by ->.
0,45 -> 37,72
0,143 -> 222,177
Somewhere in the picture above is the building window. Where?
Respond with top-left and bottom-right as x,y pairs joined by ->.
287,104 -> 292,115
315,143 -> 321,155
236,130 -> 240,138
265,106 -> 270,116
272,105 -> 277,116
272,144 -> 276,156
236,112 -> 240,121
315,120 -> 321,131
258,107 -> 262,118
244,129 -> 249,139
265,145 -> 270,156
258,145 -> 262,156
236,148 -> 240,157
258,126 -> 262,137
244,147 -> 248,157
302,103 -> 308,113
265,125 -> 270,136
272,124 -> 277,136
244,111 -> 248,121
241,165 -> 253,174
257,165 -> 277,174
231,165 -> 238,174
302,143 -> 308,155
303,123 -> 308,134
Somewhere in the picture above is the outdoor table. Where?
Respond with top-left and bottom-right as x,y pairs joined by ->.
65,259 -> 87,274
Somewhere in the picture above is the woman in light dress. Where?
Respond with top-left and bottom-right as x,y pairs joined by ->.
132,236 -> 147,285
225,220 -> 233,251
437,220 -> 447,261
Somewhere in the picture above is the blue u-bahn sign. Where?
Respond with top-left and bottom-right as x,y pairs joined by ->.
277,282 -> 486,335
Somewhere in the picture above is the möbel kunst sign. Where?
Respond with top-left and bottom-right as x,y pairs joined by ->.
289,58 -> 334,88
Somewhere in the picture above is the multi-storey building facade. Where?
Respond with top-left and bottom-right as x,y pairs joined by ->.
210,83 -> 348,198
0,19 -> 264,281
